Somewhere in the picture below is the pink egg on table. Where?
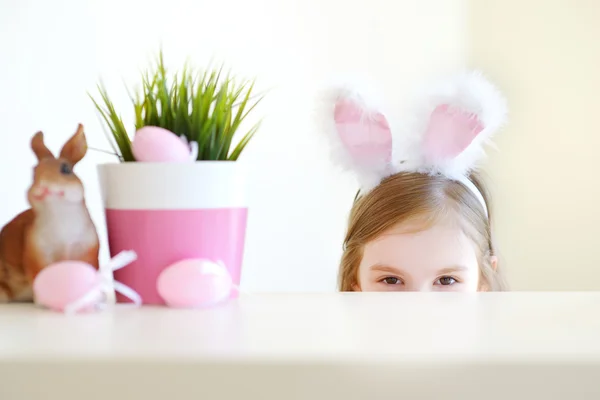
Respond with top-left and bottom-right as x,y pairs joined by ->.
157,259 -> 234,308
33,261 -> 102,312
132,126 -> 193,162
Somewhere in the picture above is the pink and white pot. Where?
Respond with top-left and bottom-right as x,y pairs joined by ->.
97,162 -> 248,305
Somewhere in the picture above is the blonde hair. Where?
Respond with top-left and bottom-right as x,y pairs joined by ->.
339,172 -> 507,291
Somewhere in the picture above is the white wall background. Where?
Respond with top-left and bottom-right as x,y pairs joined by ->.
470,0 -> 600,290
7,0 -> 599,293
0,0 -> 477,292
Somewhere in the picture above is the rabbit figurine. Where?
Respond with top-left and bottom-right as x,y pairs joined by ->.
0,124 -> 100,302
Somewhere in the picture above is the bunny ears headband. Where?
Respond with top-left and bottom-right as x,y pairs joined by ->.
318,71 -> 508,216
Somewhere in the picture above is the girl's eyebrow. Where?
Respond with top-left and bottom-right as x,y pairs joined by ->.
437,266 -> 468,274
370,264 -> 468,275
369,264 -> 404,274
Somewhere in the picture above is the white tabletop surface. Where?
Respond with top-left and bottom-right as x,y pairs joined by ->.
2,292 -> 600,399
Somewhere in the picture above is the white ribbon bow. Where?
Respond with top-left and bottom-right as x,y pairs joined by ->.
64,251 -> 142,315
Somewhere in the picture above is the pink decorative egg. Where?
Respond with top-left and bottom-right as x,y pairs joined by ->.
156,259 -> 234,308
132,126 -> 192,162
33,261 -> 101,312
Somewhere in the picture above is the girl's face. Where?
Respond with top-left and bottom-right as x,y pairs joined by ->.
355,220 -> 482,292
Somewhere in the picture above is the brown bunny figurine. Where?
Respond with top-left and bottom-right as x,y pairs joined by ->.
0,124 -> 100,302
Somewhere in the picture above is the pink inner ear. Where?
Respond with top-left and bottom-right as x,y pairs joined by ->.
422,104 -> 484,163
334,99 -> 392,167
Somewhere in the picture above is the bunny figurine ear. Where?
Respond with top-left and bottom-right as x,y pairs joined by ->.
419,71 -> 508,178
318,85 -> 394,191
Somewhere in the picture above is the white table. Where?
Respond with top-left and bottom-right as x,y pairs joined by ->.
1,292 -> 600,399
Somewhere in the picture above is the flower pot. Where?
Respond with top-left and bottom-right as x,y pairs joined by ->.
97,162 -> 248,305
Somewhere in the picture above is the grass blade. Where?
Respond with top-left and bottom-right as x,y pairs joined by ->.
228,121 -> 261,161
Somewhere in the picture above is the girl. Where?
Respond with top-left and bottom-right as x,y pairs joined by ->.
319,72 -> 508,292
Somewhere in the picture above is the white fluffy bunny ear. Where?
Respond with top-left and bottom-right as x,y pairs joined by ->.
418,71 -> 508,178
316,83 -> 394,191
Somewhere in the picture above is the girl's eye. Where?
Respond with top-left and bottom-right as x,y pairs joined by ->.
382,277 -> 402,285
435,276 -> 457,286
